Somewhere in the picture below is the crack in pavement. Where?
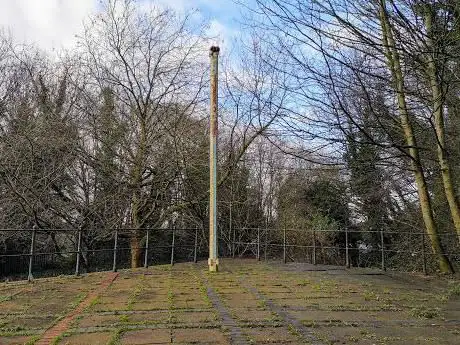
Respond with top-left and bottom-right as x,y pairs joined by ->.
199,273 -> 248,345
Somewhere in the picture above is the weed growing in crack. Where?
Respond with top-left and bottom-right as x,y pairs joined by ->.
409,306 -> 441,319
107,327 -> 125,345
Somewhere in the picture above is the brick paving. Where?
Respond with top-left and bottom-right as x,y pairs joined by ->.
0,260 -> 459,344
35,272 -> 119,345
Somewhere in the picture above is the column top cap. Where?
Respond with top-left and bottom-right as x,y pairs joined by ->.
210,46 -> 220,54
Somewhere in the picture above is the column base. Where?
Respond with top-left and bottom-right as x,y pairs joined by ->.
208,258 -> 219,272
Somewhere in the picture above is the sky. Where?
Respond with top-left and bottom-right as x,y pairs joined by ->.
0,0 -> 247,51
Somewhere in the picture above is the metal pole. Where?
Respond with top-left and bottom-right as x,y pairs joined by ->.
194,228 -> 198,263
312,229 -> 317,265
208,46 -> 220,272
144,229 -> 149,268
264,229 -> 268,262
421,231 -> 427,275
232,225 -> 236,259
345,227 -> 350,268
380,229 -> 386,271
112,230 -> 118,272
230,188 -> 235,259
75,226 -> 82,276
257,227 -> 260,261
283,227 -> 286,264
170,227 -> 175,266
28,224 -> 37,282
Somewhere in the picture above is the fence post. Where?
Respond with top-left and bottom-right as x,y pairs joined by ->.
421,231 -> 427,275
232,227 -> 236,259
283,227 -> 286,264
75,226 -> 82,276
264,229 -> 268,262
28,224 -> 37,282
312,229 -> 317,265
257,227 -> 260,261
112,230 -> 118,272
170,227 -> 175,266
230,202 -> 235,259
345,227 -> 350,268
380,229 -> 386,271
144,229 -> 149,268
194,228 -> 198,263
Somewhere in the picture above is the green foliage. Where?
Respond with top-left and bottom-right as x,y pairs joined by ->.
303,178 -> 350,227
277,172 -> 350,256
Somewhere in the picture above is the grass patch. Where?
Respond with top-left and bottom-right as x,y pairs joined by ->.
0,330 -> 39,337
0,295 -> 12,302
50,331 -> 70,345
409,306 -> 441,319
296,279 -> 311,286
107,328 -> 125,345
24,334 -> 41,345
127,277 -> 145,310
287,323 -> 301,338
447,281 -> 460,297
1,325 -> 27,333
88,296 -> 100,308
69,292 -> 87,309
363,290 -> 378,301
119,314 -> 129,323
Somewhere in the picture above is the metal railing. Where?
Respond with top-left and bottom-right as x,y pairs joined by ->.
0,226 -> 204,281
1,226 -> 459,281
230,227 -> 459,274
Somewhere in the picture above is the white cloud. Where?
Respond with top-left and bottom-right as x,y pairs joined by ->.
0,0 -> 237,53
208,20 -> 234,48
0,0 -> 97,51
155,0 -> 191,12
151,0 -> 237,48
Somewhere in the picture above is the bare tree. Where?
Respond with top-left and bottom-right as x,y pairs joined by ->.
244,0 -> 456,272
78,0 -> 209,267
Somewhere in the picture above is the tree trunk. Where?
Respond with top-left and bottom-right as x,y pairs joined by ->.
129,117 -> 147,268
379,0 -> 453,273
130,191 -> 142,268
424,8 -> 460,244
130,190 -> 143,268
130,234 -> 142,268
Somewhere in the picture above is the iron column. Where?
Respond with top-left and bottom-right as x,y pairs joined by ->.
209,46 -> 220,272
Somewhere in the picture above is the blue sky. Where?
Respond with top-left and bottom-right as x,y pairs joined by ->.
156,0 -> 246,46
0,0 -> 251,51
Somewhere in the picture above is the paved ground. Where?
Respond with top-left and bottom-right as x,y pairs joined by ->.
0,259 -> 459,344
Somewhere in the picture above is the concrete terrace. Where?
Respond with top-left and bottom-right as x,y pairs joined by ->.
0,259 -> 459,344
